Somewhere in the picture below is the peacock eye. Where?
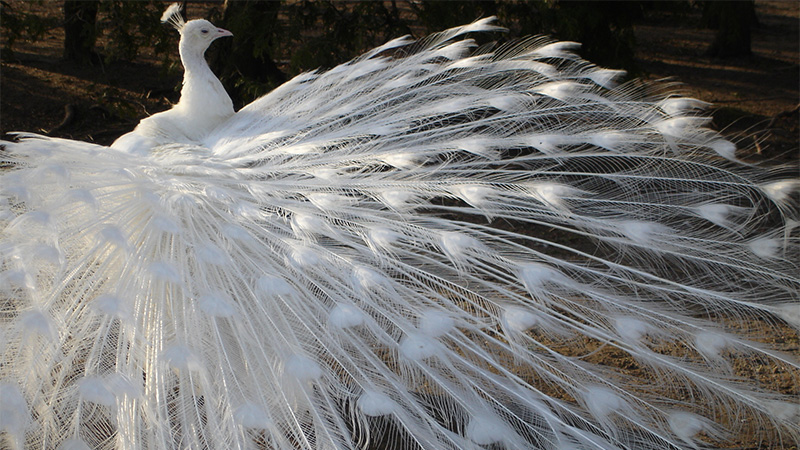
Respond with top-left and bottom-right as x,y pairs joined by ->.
201,29 -> 209,34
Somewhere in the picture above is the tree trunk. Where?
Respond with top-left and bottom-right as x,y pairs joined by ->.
208,0 -> 286,109
705,0 -> 755,57
63,0 -> 99,63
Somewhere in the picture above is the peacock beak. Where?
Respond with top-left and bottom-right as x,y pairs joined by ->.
216,27 -> 233,38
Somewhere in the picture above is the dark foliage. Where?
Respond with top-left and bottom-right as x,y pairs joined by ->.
205,0 -> 653,107
0,1 -> 59,60
98,0 -> 174,63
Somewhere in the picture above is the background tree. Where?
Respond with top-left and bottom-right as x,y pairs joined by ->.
703,0 -> 756,57
63,1 -> 174,65
208,0 -> 415,108
99,0 -> 174,63
410,1 -> 644,71
63,0 -> 99,63
202,0 -> 647,107
206,0 -> 286,109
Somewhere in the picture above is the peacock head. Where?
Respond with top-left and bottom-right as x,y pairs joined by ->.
180,19 -> 233,51
161,3 -> 232,54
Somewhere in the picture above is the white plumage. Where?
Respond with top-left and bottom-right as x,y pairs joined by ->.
1,7 -> 798,450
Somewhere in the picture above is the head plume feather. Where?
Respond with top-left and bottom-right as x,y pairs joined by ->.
161,3 -> 185,31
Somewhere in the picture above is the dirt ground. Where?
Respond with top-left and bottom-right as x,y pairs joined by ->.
0,2 -> 798,449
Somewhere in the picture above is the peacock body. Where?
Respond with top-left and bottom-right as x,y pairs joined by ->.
1,7 -> 798,450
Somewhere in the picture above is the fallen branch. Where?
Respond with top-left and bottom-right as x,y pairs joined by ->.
46,104 -> 76,135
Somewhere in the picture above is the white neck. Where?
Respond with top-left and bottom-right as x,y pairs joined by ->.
179,42 -> 213,95
175,39 -> 234,121
182,40 -> 217,72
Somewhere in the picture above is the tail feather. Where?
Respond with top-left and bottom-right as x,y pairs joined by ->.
1,18 -> 798,450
